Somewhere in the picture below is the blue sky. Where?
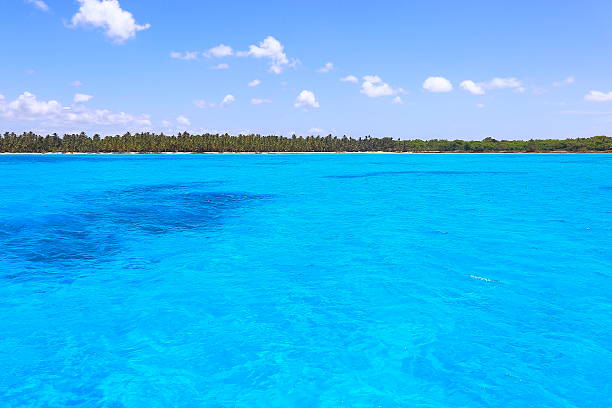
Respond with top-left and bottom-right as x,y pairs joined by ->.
2,0 -> 612,139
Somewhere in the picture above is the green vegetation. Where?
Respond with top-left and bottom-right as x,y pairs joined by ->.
1,132 -> 611,153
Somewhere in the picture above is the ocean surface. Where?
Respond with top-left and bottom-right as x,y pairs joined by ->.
0,153 -> 610,408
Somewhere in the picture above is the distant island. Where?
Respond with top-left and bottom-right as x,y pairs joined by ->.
1,132 -> 611,153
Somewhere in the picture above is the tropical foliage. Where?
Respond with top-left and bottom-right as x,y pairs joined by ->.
1,132 -> 611,153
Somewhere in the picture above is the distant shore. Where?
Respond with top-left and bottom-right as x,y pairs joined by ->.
1,151 -> 610,155
3,134 -> 610,153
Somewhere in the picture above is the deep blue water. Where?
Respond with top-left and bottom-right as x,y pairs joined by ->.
0,153 -> 610,407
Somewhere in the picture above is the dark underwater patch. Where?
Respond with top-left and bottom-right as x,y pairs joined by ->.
0,183 -> 271,277
83,191 -> 269,235
324,170 -> 521,179
0,214 -> 122,281
107,181 -> 225,195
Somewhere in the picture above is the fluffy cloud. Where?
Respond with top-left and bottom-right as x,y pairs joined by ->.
193,94 -> 235,109
459,77 -> 522,95
294,90 -> 319,109
584,91 -> 612,102
62,110 -> 150,126
70,80 -> 84,87
176,115 -> 190,126
460,80 -> 485,95
170,51 -> 198,60
340,75 -> 358,83
553,77 -> 575,87
248,79 -> 261,87
243,36 -> 287,62
210,63 -> 229,70
0,91 -> 150,126
205,44 -> 234,58
363,75 -> 382,83
239,36 -> 294,74
362,82 -> 394,97
74,93 -> 93,103
485,77 -> 521,90
423,76 -> 453,93
220,94 -> 235,107
392,96 -> 404,104
1,92 -> 62,119
250,98 -> 271,105
361,75 -> 401,97
71,0 -> 151,43
202,37 -> 296,74
317,62 -> 334,73
26,0 -> 49,11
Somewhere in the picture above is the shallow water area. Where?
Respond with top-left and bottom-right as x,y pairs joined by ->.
0,153 -> 610,407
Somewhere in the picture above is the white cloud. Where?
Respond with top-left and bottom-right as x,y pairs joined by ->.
340,75 -> 358,83
211,63 -> 229,70
25,0 -> 49,11
476,103 -> 485,108
268,65 -> 282,74
250,98 -> 271,105
243,36 -> 287,62
392,96 -> 404,104
460,80 -> 485,95
361,75 -> 401,97
194,94 -> 235,108
485,77 -> 521,90
162,120 -> 172,127
553,77 -> 575,87
317,62 -> 334,73
220,94 -> 235,107
204,44 -> 233,58
239,36 -> 293,74
74,93 -> 94,103
0,91 -> 150,126
363,75 -> 382,84
170,51 -> 198,60
70,80 -> 83,87
308,127 -> 323,133
423,76 -> 453,93
248,79 -> 261,87
294,90 -> 319,109
1,92 -> 62,119
584,90 -> 612,102
459,77 -> 522,95
176,115 -> 190,126
70,0 -> 151,43
194,99 -> 210,109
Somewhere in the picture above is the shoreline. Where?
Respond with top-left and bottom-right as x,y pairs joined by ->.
1,151 -> 611,155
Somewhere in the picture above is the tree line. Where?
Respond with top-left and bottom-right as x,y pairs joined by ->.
1,132 -> 611,153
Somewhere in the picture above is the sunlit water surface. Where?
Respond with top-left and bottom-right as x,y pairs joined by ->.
0,154 -> 610,407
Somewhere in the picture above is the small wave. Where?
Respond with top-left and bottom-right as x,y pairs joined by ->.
470,275 -> 493,282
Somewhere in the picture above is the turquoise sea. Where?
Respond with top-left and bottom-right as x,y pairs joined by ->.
0,153 -> 610,407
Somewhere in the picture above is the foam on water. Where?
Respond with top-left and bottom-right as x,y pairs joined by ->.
469,275 -> 493,282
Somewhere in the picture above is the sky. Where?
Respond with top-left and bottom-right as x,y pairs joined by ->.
1,0 -> 612,140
